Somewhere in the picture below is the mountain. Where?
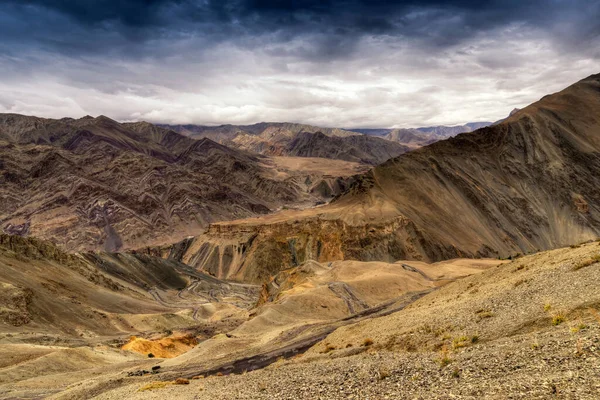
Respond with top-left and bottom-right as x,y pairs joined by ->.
0,234 -> 255,336
162,122 -> 360,142
158,74 -> 600,282
354,121 -> 492,148
164,123 -> 410,165
0,114 -> 351,252
3,75 -> 600,400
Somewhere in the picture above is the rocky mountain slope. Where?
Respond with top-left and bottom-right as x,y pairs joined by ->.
0,234 -> 256,338
164,122 -> 410,165
0,115 -> 360,251
157,74 -> 600,282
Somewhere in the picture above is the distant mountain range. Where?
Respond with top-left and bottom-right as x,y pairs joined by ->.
352,121 -> 492,147
162,122 -> 410,165
163,120 -> 497,154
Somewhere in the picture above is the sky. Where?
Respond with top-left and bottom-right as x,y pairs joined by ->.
0,1 -> 599,129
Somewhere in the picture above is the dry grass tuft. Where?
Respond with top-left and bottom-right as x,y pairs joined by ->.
175,378 -> 190,385
438,345 -> 452,367
570,322 -> 589,333
452,336 -> 469,349
363,338 -> 374,347
552,313 -> 566,326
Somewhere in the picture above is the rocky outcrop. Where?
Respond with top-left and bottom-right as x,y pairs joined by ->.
149,214 -> 481,284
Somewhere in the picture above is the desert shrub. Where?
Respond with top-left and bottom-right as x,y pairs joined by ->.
175,378 -> 190,385
552,313 -> 566,326
363,338 -> 374,347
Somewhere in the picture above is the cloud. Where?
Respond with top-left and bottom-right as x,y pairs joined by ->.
0,1 -> 599,127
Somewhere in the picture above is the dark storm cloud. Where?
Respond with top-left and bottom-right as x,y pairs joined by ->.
2,0 -> 599,59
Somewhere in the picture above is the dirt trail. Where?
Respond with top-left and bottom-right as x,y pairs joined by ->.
327,282 -> 370,314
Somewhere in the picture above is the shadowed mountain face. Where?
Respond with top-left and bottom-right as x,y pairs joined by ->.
0,115 -> 324,251
163,123 -> 410,165
162,74 -> 600,282
347,74 -> 600,258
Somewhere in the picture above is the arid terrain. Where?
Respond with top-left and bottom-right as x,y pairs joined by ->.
0,116 -> 375,252
164,122 -> 411,165
1,73 -> 600,400
2,0 -> 599,398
